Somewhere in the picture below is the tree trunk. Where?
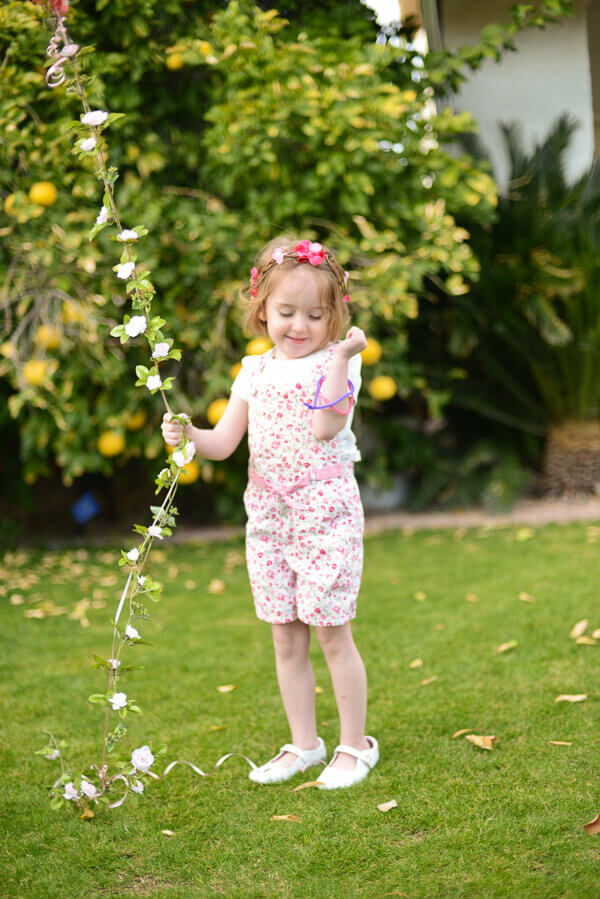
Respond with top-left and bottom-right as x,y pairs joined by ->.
541,420 -> 600,494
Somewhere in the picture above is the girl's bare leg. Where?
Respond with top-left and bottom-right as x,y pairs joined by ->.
315,621 -> 370,771
270,620 -> 320,766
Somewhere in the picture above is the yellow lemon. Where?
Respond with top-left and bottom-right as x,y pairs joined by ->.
230,362 -> 242,379
1,341 -> 15,358
3,194 -> 16,216
61,299 -> 84,324
165,443 -> 175,455
207,398 -> 228,425
97,430 -> 126,457
368,375 -> 397,401
33,324 -> 61,350
124,409 -> 147,430
28,181 -> 57,207
361,338 -> 382,366
180,459 -> 200,484
166,52 -> 185,70
246,337 -> 272,355
23,360 -> 48,386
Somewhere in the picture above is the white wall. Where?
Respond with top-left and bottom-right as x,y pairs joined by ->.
440,0 -> 595,189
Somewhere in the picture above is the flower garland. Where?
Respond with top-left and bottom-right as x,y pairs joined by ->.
248,240 -> 350,301
34,3 -> 256,816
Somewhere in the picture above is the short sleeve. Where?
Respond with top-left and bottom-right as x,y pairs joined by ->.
347,353 -> 362,402
230,354 -> 259,403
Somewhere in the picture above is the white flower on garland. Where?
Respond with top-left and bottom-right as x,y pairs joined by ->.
146,374 -> 162,392
81,110 -> 109,126
110,692 -> 127,710
131,778 -> 144,794
131,745 -> 155,772
272,247 -> 285,264
152,342 -> 170,359
147,525 -> 163,539
63,782 -> 78,801
46,749 -> 60,760
127,548 -> 140,562
125,624 -> 140,640
118,229 -> 139,241
80,778 -> 98,799
137,575 -> 146,586
108,658 -> 121,670
124,315 -> 147,338
158,467 -> 171,480
96,207 -> 109,225
116,261 -> 135,280
173,439 -> 195,468
80,136 -> 97,152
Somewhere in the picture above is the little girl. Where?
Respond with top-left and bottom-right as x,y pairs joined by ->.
161,236 -> 379,790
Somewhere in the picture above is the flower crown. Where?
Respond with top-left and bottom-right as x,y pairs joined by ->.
248,240 -> 350,303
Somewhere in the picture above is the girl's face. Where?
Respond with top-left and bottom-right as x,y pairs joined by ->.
259,267 -> 330,360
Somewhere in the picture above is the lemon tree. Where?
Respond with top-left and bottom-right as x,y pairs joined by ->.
1,0 -> 571,518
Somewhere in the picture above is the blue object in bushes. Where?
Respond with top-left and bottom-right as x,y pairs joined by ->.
70,490 -> 101,525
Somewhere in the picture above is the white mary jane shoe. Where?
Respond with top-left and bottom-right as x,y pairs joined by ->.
248,737 -> 327,785
316,736 -> 379,790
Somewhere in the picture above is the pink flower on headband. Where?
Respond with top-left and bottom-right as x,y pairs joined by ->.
343,294 -> 350,303
295,241 -> 326,266
272,248 -> 285,264
250,266 -> 258,285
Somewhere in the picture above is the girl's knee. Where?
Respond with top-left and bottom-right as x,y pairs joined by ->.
315,621 -> 353,656
271,620 -> 310,660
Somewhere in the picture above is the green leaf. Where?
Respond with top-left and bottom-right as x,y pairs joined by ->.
105,723 -> 128,753
88,693 -> 108,705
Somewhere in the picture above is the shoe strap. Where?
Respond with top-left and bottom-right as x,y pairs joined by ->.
279,741 -> 320,762
333,743 -> 375,769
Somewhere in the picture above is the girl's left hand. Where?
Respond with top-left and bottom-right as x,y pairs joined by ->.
336,326 -> 368,360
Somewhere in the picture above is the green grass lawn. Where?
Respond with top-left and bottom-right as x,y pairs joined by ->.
2,522 -> 600,897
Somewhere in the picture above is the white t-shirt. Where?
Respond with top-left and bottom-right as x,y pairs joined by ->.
230,343 -> 362,462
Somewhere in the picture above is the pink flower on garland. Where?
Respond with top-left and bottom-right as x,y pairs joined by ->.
294,241 -> 326,266
33,0 -> 69,15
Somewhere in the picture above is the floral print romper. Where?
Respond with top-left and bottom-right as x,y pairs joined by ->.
243,343 -> 364,627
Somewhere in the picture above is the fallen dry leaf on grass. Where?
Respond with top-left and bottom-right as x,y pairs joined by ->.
208,579 -> 226,594
80,807 -> 94,820
548,740 -> 572,746
9,594 -> 24,606
575,636 -> 597,645
555,694 -> 587,703
161,829 -> 175,836
409,658 -> 423,669
377,799 -> 398,812
518,592 -> 536,603
292,781 -> 321,792
185,580 -> 196,590
217,684 -> 236,693
421,675 -> 438,686
593,629 -> 600,640
583,813 -> 600,835
514,527 -> 535,542
271,814 -> 301,822
452,728 -> 473,739
24,609 -> 45,619
464,593 -> 478,603
414,590 -> 426,601
569,619 -> 589,639
209,725 -> 227,731
497,640 -> 518,654
315,685 -> 324,694
465,734 -> 496,750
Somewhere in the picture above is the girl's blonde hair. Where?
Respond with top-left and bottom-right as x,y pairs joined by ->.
240,236 -> 350,347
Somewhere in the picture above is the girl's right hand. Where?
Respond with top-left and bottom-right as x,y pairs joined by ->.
161,411 -> 190,446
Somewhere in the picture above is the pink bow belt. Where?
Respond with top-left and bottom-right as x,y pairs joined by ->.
248,463 -> 348,511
